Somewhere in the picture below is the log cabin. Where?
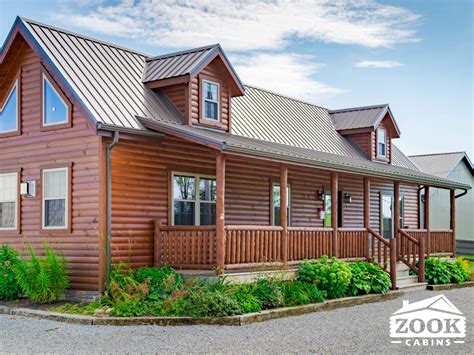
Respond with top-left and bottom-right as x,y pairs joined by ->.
0,17 -> 470,298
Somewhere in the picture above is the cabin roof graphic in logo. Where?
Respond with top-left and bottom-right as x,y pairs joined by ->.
390,294 -> 466,339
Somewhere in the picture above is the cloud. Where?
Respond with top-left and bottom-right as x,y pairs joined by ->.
55,0 -> 421,51
232,53 -> 344,101
354,60 -> 403,68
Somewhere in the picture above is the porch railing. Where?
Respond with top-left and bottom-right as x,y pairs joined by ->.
154,222 -> 216,269
398,228 -> 425,283
225,225 -> 282,268
400,228 -> 454,256
338,228 -> 370,260
368,228 -> 397,289
288,227 -> 333,262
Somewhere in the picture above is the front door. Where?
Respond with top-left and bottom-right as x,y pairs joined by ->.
381,194 -> 393,239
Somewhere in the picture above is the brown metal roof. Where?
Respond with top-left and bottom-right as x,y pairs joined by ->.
329,104 -> 401,137
138,116 -> 471,190
409,152 -> 474,177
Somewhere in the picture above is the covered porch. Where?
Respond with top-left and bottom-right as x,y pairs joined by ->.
153,153 -> 457,288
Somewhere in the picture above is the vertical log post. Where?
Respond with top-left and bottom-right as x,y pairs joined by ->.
154,220 -> 161,266
390,237 -> 397,290
393,181 -> 400,260
216,153 -> 226,272
331,172 -> 338,258
424,186 -> 430,257
364,177 -> 371,261
418,235 -> 425,283
280,165 -> 288,266
450,189 -> 456,257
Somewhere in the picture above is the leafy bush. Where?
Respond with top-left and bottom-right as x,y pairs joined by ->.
297,257 -> 352,299
279,280 -> 325,306
12,244 -> 68,303
135,266 -> 183,299
186,288 -> 242,317
425,258 -> 470,285
233,285 -> 262,313
348,262 -> 391,296
0,245 -> 21,301
251,278 -> 284,309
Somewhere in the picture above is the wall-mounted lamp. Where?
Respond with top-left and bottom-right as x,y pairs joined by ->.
344,193 -> 352,204
317,190 -> 325,201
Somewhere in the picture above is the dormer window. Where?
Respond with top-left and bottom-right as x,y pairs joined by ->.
0,79 -> 19,135
202,80 -> 220,121
377,128 -> 387,158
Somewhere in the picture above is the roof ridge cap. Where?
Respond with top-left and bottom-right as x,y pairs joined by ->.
329,104 -> 388,114
409,151 -> 466,158
146,44 -> 219,62
243,84 -> 328,111
19,16 -> 150,57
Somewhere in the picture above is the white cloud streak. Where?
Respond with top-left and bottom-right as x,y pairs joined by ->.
354,60 -> 403,68
232,53 -> 344,101
56,0 -> 421,51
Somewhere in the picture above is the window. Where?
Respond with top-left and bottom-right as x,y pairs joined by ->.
399,196 -> 404,229
377,128 -> 387,158
381,193 -> 393,238
0,173 -> 18,230
202,80 -> 220,121
42,74 -> 69,126
42,168 -> 68,229
172,173 -> 216,226
324,192 -> 342,228
272,183 -> 290,226
0,80 -> 18,134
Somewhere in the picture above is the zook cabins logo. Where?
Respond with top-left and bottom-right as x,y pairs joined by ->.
390,295 -> 466,347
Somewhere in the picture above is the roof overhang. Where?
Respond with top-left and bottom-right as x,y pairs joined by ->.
375,105 -> 400,138
137,116 -> 470,191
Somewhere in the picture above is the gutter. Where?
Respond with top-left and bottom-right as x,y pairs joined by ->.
455,189 -> 468,199
105,131 -> 120,285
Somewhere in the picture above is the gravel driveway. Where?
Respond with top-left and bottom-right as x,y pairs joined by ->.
0,288 -> 472,354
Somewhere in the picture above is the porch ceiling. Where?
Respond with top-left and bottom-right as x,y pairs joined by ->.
136,116 -> 471,191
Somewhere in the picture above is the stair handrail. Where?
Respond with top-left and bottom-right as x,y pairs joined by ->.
367,228 -> 396,290
397,227 -> 425,283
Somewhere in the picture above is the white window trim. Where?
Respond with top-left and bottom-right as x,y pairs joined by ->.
0,80 -> 19,134
271,182 -> 291,226
202,80 -> 220,122
0,172 -> 18,231
42,167 -> 69,230
377,128 -> 387,158
42,74 -> 69,127
171,172 -> 216,226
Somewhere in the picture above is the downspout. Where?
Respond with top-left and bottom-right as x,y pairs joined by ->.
106,131 -> 120,285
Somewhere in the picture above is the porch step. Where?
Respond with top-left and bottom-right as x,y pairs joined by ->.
397,275 -> 419,287
397,282 -> 428,292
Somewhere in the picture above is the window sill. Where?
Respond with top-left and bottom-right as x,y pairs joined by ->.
39,227 -> 71,235
0,229 -> 21,236
40,121 -> 72,132
0,130 -> 21,138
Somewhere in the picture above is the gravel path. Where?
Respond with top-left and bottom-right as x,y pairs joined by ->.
0,288 -> 472,354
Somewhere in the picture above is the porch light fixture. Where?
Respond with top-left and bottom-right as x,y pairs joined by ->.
317,190 -> 324,201
344,193 -> 352,204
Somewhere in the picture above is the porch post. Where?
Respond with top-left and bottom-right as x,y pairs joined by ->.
450,189 -> 456,257
393,181 -> 400,259
424,186 -> 430,256
216,152 -> 226,271
364,177 -> 371,261
331,172 -> 338,257
280,165 -> 288,266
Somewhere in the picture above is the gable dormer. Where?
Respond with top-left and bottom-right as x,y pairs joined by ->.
329,104 -> 401,164
143,44 -> 244,132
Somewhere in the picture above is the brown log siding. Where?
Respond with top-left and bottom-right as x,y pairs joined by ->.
160,84 -> 186,116
0,40 -> 101,291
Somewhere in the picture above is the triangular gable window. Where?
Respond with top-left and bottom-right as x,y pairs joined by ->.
43,74 -> 69,126
0,80 -> 18,134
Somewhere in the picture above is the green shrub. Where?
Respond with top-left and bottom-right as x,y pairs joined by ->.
233,285 -> 262,313
135,266 -> 183,299
281,281 -> 326,306
251,278 -> 284,309
348,262 -> 391,296
0,245 -> 21,301
297,257 -> 352,299
12,244 -> 68,303
186,288 -> 242,317
425,258 -> 470,285
51,300 -> 103,315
